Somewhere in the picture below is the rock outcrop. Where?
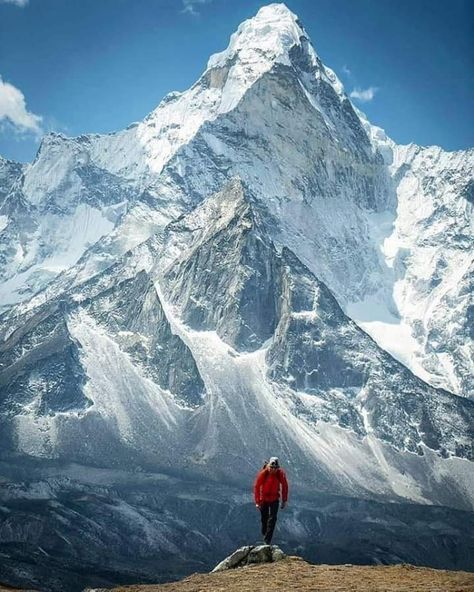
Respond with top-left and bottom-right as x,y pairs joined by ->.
212,544 -> 286,572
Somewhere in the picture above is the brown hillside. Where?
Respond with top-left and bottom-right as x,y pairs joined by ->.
105,557 -> 474,592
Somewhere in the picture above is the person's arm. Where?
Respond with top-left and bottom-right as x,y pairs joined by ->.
279,469 -> 289,508
254,471 -> 264,506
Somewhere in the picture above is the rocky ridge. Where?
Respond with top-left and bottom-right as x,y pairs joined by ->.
84,556 -> 474,592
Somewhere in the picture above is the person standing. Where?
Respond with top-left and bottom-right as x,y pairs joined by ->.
254,457 -> 289,545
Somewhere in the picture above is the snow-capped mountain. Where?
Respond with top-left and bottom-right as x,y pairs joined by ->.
1,5 -> 472,398
1,175 -> 473,501
0,3 -> 473,590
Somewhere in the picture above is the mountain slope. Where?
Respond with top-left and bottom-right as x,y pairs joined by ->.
2,179 -> 472,511
1,5 -> 471,395
0,264 -> 204,464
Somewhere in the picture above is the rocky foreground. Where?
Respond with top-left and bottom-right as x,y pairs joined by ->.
86,557 -> 474,592
2,555 -> 474,592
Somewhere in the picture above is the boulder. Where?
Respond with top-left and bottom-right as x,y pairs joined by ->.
212,545 -> 286,572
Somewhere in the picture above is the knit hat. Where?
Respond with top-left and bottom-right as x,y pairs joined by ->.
268,457 -> 279,468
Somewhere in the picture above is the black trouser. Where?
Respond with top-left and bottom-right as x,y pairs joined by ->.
260,500 -> 279,544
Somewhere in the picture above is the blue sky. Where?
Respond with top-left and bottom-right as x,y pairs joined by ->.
0,0 -> 472,162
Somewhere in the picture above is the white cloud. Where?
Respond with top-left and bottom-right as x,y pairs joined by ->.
0,0 -> 29,6
349,86 -> 379,102
0,76 -> 43,135
342,65 -> 352,77
181,0 -> 212,16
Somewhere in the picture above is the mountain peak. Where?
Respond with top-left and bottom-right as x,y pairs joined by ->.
207,3 -> 307,71
203,3 -> 346,113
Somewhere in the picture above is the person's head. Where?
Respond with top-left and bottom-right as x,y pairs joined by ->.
268,456 -> 280,470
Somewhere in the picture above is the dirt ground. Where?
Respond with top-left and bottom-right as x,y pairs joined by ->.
108,557 -> 474,592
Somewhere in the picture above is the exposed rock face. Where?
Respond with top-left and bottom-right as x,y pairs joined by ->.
212,544 -> 286,572
0,156 -> 23,202
83,270 -> 204,406
0,263 -> 204,464
0,134 -> 141,311
163,180 -> 283,351
267,248 -> 474,459
160,180 -> 474,466
0,269 -> 203,411
269,249 -> 367,392
0,302 -> 90,417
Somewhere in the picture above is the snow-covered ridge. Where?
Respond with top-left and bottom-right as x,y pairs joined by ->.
88,5 -> 312,180
0,2 -> 472,402
1,3 -> 355,311
92,3 -> 346,180
208,3 -> 306,70
348,103 -> 473,396
207,3 -> 345,107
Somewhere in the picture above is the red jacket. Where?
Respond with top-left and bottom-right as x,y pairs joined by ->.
254,468 -> 289,505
